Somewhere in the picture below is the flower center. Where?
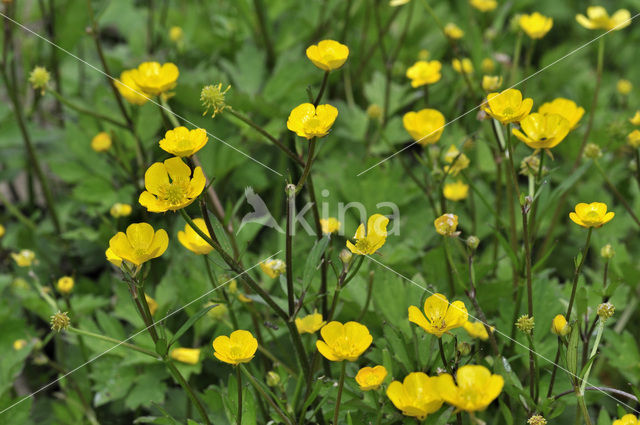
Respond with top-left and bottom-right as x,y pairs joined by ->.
502,106 -> 515,116
159,178 -> 190,205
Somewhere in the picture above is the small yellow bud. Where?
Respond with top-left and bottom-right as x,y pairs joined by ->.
418,49 -> 430,61
482,75 -> 502,91
206,302 -> 228,320
516,314 -> 535,335
50,311 -> 71,332
481,58 -> 496,73
366,104 -> 383,120
266,371 -> 281,387
29,66 -> 51,94
528,415 -> 547,425
457,341 -> 471,356
600,244 -> 615,259
550,314 -> 570,336
466,236 -> 480,250
617,79 -> 632,95
201,83 -> 230,117
110,203 -> 132,218
13,339 -> 27,350
91,132 -> 112,152
520,155 -> 543,177
597,302 -> 614,321
434,213 -> 459,236
169,26 -> 183,43
56,276 -> 74,295
339,249 -> 353,265
584,143 -> 602,159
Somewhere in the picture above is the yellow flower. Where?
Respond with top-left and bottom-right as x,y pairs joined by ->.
305,40 -> 349,71
29,66 -> 50,94
613,414 -> 639,425
295,310 -> 326,334
355,365 -> 387,391
418,49 -> 430,60
316,321 -> 372,362
389,0 -> 411,6
201,83 -> 230,117
287,103 -> 338,140
56,276 -> 74,294
91,132 -> 112,152
146,294 -> 158,315
443,145 -> 470,176
11,249 -> 36,267
630,111 -> 640,126
386,372 -> 443,420
617,79 -> 633,95
463,320 -> 490,340
444,23 -> 464,39
320,217 -> 341,234
366,104 -> 383,120
436,365 -> 504,411
139,157 -> 206,212
13,339 -> 27,350
452,58 -> 473,74
434,213 -> 459,236
346,213 -> 389,255
482,75 -> 502,91
402,109 -> 445,145
512,113 -> 570,150
206,302 -> 228,320
551,314 -> 570,336
409,293 -> 468,337
177,218 -> 214,255
212,330 -> 258,365
115,70 -> 149,106
406,60 -> 442,88
469,0 -> 497,12
576,6 -> 631,31
0,224 -> 4,238
169,26 -> 183,43
260,259 -> 286,278
569,202 -> 615,228
443,181 -> 469,202
110,203 -> 132,218
108,222 -> 168,266
159,126 -> 208,157
629,130 -> 640,148
238,293 -> 253,303
170,347 -> 201,365
538,98 -> 585,129
481,58 -> 496,73
519,13 -> 553,39
483,88 -> 533,125
130,61 -> 179,96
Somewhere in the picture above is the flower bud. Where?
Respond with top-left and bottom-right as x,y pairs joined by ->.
617,79 -> 632,95
550,314 -> 570,336
366,104 -> 383,120
201,83 -> 230,117
481,57 -> 496,73
584,143 -> 602,159
266,371 -> 281,387
418,49 -> 430,61
169,26 -> 183,43
434,213 -> 459,237
56,276 -> 74,295
339,249 -> 353,266
600,244 -> 615,259
91,132 -> 112,152
482,75 -> 502,91
29,66 -> 51,94
13,339 -> 27,350
528,415 -> 547,425
50,311 -> 71,332
597,302 -> 614,321
466,236 -> 480,250
457,341 -> 471,356
516,314 -> 534,335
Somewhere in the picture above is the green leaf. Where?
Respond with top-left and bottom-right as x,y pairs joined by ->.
302,236 -> 330,290
169,304 -> 216,347
567,322 -> 580,378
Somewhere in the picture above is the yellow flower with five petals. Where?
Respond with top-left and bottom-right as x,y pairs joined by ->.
108,222 -> 168,266
435,365 -> 504,411
406,60 -> 442,88
159,126 -> 208,157
130,61 -> 179,96
346,214 -> 389,255
483,88 -> 533,125
320,217 -> 341,234
287,103 -> 338,139
519,12 -> 553,39
409,293 -> 468,337
576,6 -> 631,31
569,202 -> 614,228
177,218 -> 214,255
305,40 -> 349,71
295,310 -> 326,334
139,157 -> 206,212
402,109 -> 445,145
212,330 -> 258,365
386,372 -> 443,420
316,321 -> 372,362
538,98 -> 585,129
512,113 -> 570,150
613,414 -> 639,425
355,365 -> 387,391
469,0 -> 497,12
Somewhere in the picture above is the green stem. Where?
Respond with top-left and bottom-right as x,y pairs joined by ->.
236,366 -> 242,425
295,138 -> 316,193
252,0 -> 275,68
509,32 -> 523,86
521,203 -> 535,401
580,320 -> 604,395
566,228 -> 593,319
240,365 -> 293,425
576,393 -> 593,425
0,191 -> 37,230
49,89 -> 127,128
438,338 -> 453,374
136,286 -> 159,341
333,362 -> 346,425
286,188 -> 296,316
166,361 -> 212,425
593,160 -> 640,227
68,327 -> 159,358
313,71 -> 330,107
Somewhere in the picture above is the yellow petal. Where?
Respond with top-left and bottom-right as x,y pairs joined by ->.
145,162 -> 169,194
408,305 -> 432,332
164,156 -> 191,181
569,212 -> 586,227
316,340 -> 340,361
126,223 -> 155,251
424,293 -> 449,323
188,166 -> 207,198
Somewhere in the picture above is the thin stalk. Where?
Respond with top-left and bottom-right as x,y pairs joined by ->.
137,286 -> 159,341
466,256 -> 500,356
295,138 -> 316,193
521,203 -> 535,400
566,228 -> 593,319
68,327 -> 159,358
252,0 -> 275,68
554,386 -> 639,402
236,366 -> 242,425
240,365 -> 293,425
333,362 -> 347,425
166,361 -> 212,425
49,89 -> 127,128
579,320 -> 604,395
438,338 -> 453,374
509,32 -> 523,86
313,71 -> 330,107
286,188 -> 296,316
546,339 -> 562,397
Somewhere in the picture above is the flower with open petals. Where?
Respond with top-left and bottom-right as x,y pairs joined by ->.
260,259 -> 286,278
406,60 -> 442,88
306,40 -> 349,71
403,109 -> 445,145
178,218 -> 213,255
12,249 -> 36,267
355,366 -> 387,391
287,103 -> 338,139
443,180 -> 469,202
512,113 -> 570,150
436,365 -> 503,411
296,310 -> 326,334
108,222 -> 168,266
105,248 -> 123,267
519,13 -> 553,39
463,320 -> 491,340
130,62 -> 179,96
91,132 -> 111,152
444,23 -> 464,40
551,314 -> 570,336
346,214 -> 389,255
212,330 -> 258,365
630,112 -> 640,126
452,58 -> 473,74
483,89 -> 533,125
159,127 -> 208,157
386,372 -> 443,420
443,145 -> 470,176
56,276 -> 74,295
576,7 -> 631,31
170,347 -> 201,365
320,217 -> 341,234
115,70 -> 149,106
613,414 -> 639,425
316,321 -> 372,362
538,98 -> 585,129
569,202 -> 614,228
409,293 -> 468,337
434,213 -> 459,236
139,157 -> 206,212
629,130 -> 640,148
469,0 -> 497,12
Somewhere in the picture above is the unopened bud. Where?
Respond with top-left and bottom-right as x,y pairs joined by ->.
339,249 -> 352,266
266,371 -> 281,387
466,236 -> 480,250
457,342 -> 471,356
366,104 -> 383,120
584,143 -> 602,159
600,244 -> 615,259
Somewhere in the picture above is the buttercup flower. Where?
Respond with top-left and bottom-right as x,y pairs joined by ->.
436,365 -> 504,411
0,224 -> 4,238
482,75 -> 502,91
444,23 -> 464,39
406,60 -> 442,88
287,103 -> 338,140
512,113 -> 570,150
108,222 -> 169,266
629,130 -> 640,148
409,293 -> 468,337
177,218 -> 214,255
212,330 -> 258,365
305,40 -> 349,71
170,347 -> 201,365
452,58 -> 473,74
463,320 -> 491,340
617,79 -> 632,95
355,366 -> 387,391
630,112 -> 640,126
316,321 -> 372,362
139,157 -> 206,212
569,202 -> 615,228
105,248 -> 123,267
320,217 -> 341,234
169,26 -> 183,43
469,0 -> 497,12
159,126 -> 208,157
576,7 -> 631,31
110,203 -> 132,218
130,61 -> 179,96
443,180 -> 469,201
613,414 -> 639,425
483,89 -> 533,124
260,259 -> 286,278
346,213 -> 389,255
386,372 -> 443,420
519,13 -> 553,39
56,276 -> 74,294
434,213 -> 459,236
538,98 -> 585,129
13,339 -> 27,350
91,132 -> 111,152
402,109 -> 445,145
201,83 -> 230,117
296,310 -> 326,334
29,66 -> 50,94
443,145 -> 470,176
551,314 -> 570,336
146,294 -> 158,316
12,249 -> 36,267
115,70 -> 149,106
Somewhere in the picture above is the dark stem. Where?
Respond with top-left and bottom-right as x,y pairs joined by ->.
313,71 -> 330,107
236,366 -> 242,425
333,361 -> 346,425
438,338 -> 453,375
566,228 -> 593,319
